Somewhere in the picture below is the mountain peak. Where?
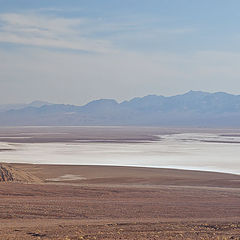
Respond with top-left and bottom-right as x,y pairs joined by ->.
85,99 -> 118,107
183,90 -> 210,96
29,100 -> 52,107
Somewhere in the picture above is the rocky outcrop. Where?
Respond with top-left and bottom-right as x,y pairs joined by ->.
0,165 -> 14,182
0,164 -> 42,183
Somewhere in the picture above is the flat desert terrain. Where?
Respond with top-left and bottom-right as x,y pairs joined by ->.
0,127 -> 240,239
0,163 -> 240,240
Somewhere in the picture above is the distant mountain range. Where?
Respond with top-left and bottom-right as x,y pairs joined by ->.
0,101 -> 51,112
1,91 -> 240,127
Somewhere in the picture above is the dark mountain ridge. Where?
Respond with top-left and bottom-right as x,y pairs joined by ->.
1,91 -> 240,127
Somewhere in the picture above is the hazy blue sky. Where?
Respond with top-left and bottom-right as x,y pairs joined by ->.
1,0 -> 240,104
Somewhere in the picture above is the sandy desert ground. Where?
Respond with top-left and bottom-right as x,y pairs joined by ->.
0,127 -> 240,239
0,163 -> 240,239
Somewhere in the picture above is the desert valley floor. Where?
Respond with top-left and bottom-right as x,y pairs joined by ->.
0,127 -> 240,239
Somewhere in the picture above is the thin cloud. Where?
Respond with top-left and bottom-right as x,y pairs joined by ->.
0,13 -> 115,53
0,12 -> 196,54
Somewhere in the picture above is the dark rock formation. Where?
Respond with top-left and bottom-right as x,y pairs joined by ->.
0,164 -> 14,182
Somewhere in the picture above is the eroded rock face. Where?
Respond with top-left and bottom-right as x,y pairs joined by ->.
0,165 -> 14,182
0,164 -> 42,183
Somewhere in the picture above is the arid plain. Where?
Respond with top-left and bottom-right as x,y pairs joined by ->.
0,127 -> 240,239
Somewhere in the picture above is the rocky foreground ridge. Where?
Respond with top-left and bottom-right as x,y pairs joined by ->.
0,164 -> 42,183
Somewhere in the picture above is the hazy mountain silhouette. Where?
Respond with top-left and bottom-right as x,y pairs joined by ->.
0,101 -> 52,112
0,91 -> 240,127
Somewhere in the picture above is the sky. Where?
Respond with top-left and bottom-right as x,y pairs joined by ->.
1,0 -> 240,105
